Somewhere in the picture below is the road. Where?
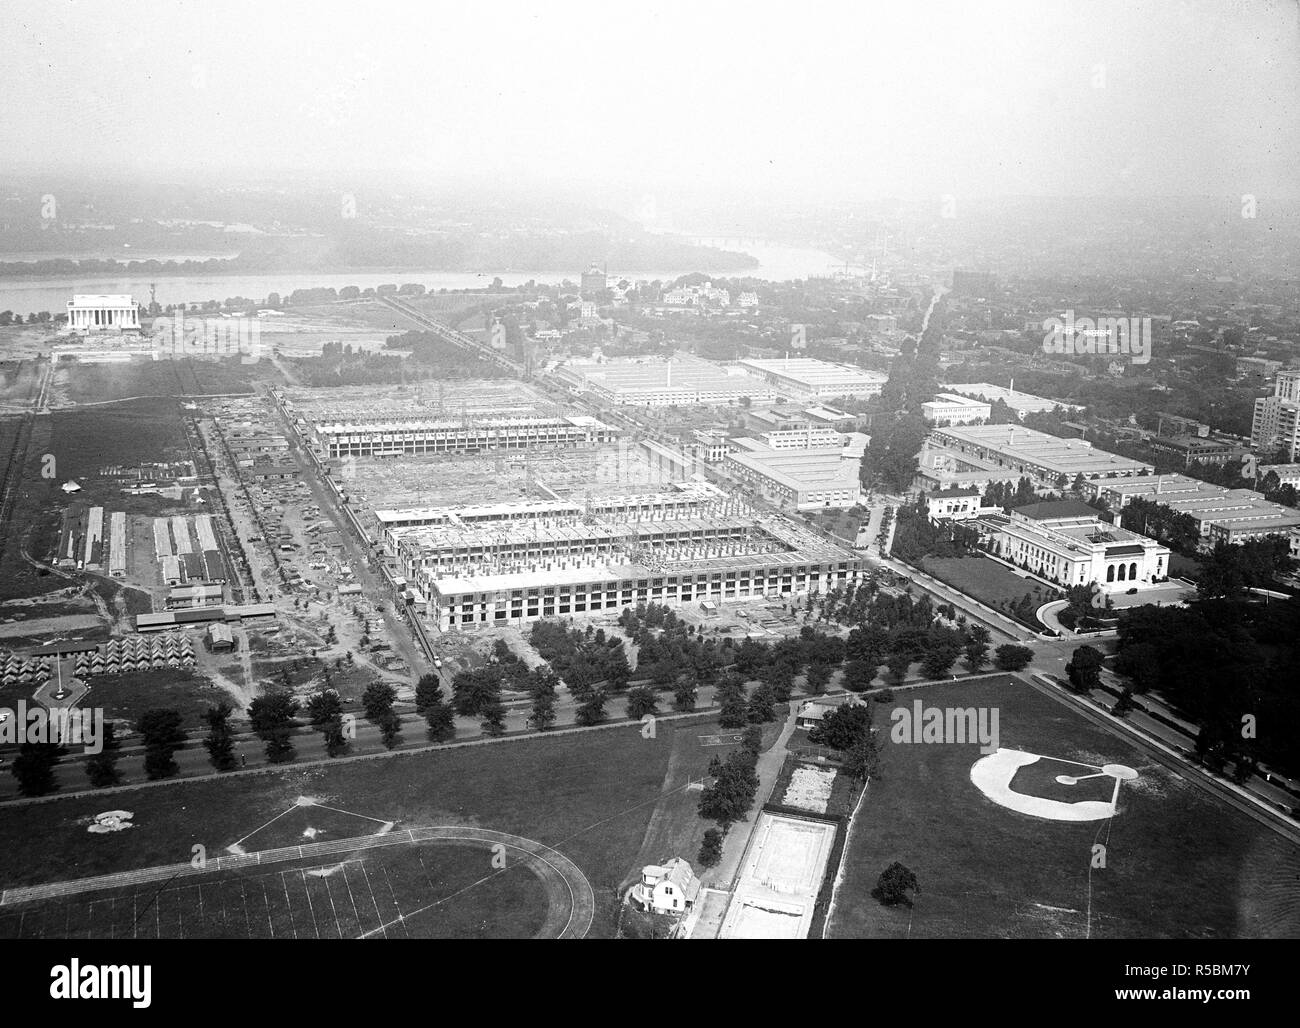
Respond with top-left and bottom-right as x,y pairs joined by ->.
1019,668 -> 1300,845
261,385 -> 428,677
0,682 -> 728,802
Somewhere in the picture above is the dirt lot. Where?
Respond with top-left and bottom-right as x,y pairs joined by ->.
344,441 -> 673,510
286,379 -> 553,421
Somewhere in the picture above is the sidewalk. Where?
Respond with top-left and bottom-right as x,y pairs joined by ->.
700,703 -> 799,892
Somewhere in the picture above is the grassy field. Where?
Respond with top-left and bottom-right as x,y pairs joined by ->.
55,358 -> 259,406
0,715 -> 716,936
77,670 -> 229,725
0,398 -> 193,602
922,555 -> 1052,610
828,674 -> 1300,939
0,842 -> 547,940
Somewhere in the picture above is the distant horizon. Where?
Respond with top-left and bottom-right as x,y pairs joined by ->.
4,0 -> 1297,202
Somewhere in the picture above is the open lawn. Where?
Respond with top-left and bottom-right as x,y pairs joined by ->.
827,674 -> 1300,939
0,714 -> 718,936
0,841 -> 549,940
922,555 -> 1053,615
1,398 -> 194,601
78,670 -> 229,726
52,358 -> 259,407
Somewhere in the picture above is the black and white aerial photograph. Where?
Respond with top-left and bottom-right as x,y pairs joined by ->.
0,0 -> 1296,1007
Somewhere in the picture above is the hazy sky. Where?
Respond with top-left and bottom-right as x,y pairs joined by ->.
4,0 -> 1299,202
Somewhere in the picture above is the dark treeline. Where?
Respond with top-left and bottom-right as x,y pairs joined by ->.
1114,598 -> 1300,779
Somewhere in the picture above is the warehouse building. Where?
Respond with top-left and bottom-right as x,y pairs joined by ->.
551,355 -> 774,407
736,358 -> 887,401
758,426 -> 847,450
108,511 -> 127,578
943,383 -> 1083,419
921,393 -> 992,426
927,424 -> 1153,487
166,583 -> 225,609
1090,474 -> 1300,548
310,413 -> 616,458
724,447 -> 862,510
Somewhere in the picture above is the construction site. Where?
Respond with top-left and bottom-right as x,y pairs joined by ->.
388,491 -> 863,632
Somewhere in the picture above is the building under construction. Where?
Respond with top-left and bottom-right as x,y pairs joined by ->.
307,413 -> 617,458
391,495 -> 863,630
375,483 -> 721,548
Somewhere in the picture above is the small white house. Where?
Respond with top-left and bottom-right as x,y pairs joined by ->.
796,693 -> 864,730
629,858 -> 701,915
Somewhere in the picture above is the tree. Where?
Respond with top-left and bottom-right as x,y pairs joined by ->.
322,715 -> 349,757
809,703 -> 873,751
413,673 -> 444,715
11,742 -> 61,796
305,689 -> 342,727
528,687 -> 557,732
699,752 -> 760,826
963,625 -> 991,672
886,650 -> 911,684
805,662 -> 833,694
84,723 -> 123,787
842,728 -> 879,782
247,690 -> 298,764
746,683 -> 777,724
717,680 -> 748,729
698,827 -> 724,868
202,703 -> 238,772
872,861 -> 920,907
626,685 -> 659,721
843,658 -> 878,692
480,697 -> 507,737
1065,645 -> 1104,694
137,708 -> 187,780
452,667 -> 501,717
994,644 -> 1034,672
606,645 -> 632,692
673,680 -> 698,712
920,645 -> 959,679
377,708 -> 403,748
575,689 -> 608,727
361,682 -> 398,722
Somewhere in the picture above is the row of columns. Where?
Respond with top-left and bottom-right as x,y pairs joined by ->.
68,306 -> 140,330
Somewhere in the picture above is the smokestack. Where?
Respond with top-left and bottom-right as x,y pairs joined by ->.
666,359 -> 672,388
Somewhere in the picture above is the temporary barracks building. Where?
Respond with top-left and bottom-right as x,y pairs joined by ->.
251,463 -> 300,482
165,583 -> 224,609
310,414 -> 616,458
135,603 -> 276,633
108,511 -> 127,577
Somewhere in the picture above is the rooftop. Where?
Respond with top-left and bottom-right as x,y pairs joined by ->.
738,358 -> 888,387
1012,499 -> 1101,521
932,424 -> 1153,477
944,383 -> 1082,412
